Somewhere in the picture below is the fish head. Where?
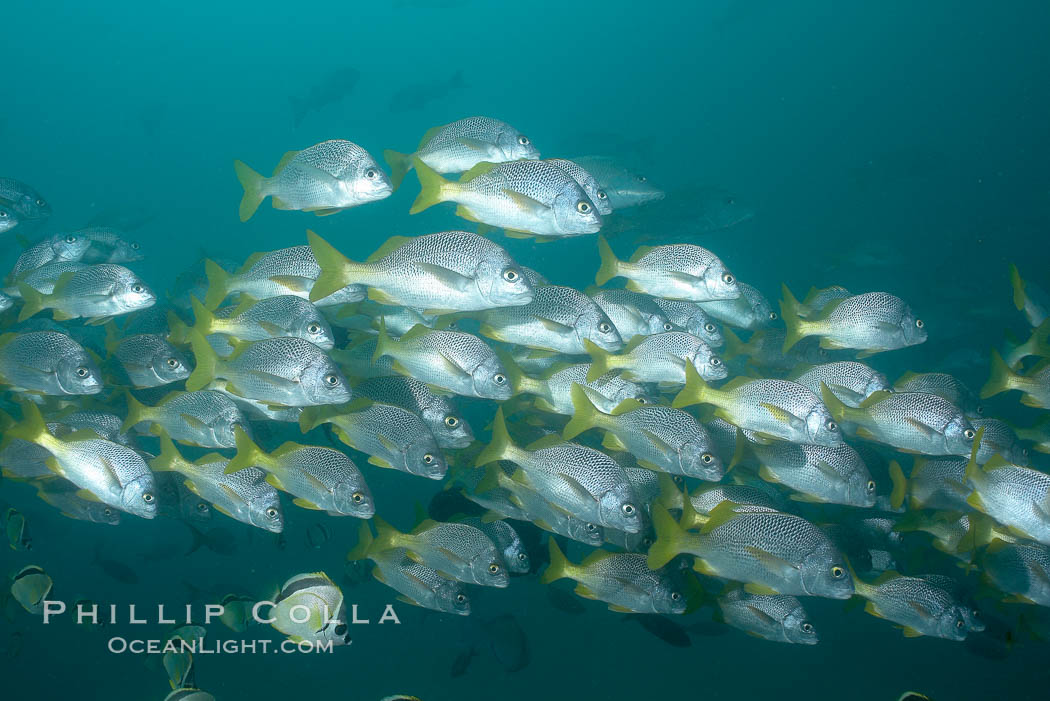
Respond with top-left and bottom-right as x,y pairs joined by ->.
405,437 -> 447,480
599,483 -> 643,534
57,351 -> 104,395
120,473 -> 159,519
0,204 -> 19,233
783,604 -> 819,644
695,318 -> 725,348
576,305 -> 624,352
108,239 -> 145,264
692,347 -> 728,381
471,550 -> 509,587
472,354 -> 514,400
333,481 -> 375,519
503,541 -> 531,575
301,358 -> 352,405
899,305 -> 928,346
247,491 -> 284,533
51,232 -> 91,262
805,404 -> 843,447
114,276 -> 157,313
94,503 -> 122,526
552,183 -> 602,235
290,313 -> 335,351
645,311 -> 676,335
568,518 -> 604,546
151,345 -> 192,384
474,255 -> 534,308
679,438 -> 724,481
800,548 -> 853,599
863,369 -> 891,398
344,157 -> 393,203
844,466 -> 878,508
944,414 -> 977,456
437,580 -> 471,616
935,606 -> 971,641
495,126 -> 540,162
700,261 -> 742,303
423,403 -> 474,450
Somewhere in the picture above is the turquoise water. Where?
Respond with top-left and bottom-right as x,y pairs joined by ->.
2,1 -> 1050,699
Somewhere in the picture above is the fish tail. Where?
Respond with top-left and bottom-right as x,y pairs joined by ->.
372,317 -> 395,364
721,327 -> 746,361
185,329 -> 219,392
727,427 -> 747,470
818,381 -> 863,426
224,425 -> 265,474
306,229 -> 362,303
779,284 -> 810,353
150,429 -> 183,472
370,515 -> 401,553
409,157 -> 450,214
203,259 -> 230,310
298,406 -> 324,434
190,296 -> 218,336
184,523 -> 207,556
672,362 -> 710,409
1027,319 -> 1050,361
233,159 -> 267,222
888,460 -> 907,510
594,234 -> 621,286
382,150 -> 413,191
16,284 -> 46,322
980,350 -> 1016,399
540,539 -> 572,584
346,521 -> 374,562
963,427 -> 987,489
475,407 -> 515,467
562,383 -> 601,440
583,339 -> 617,382
647,507 -> 686,569
102,321 -> 121,356
5,401 -> 48,446
122,391 -> 151,433
166,310 -> 191,346
1009,263 -> 1026,311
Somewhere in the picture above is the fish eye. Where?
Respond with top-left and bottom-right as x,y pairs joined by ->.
0,211 -> 6,218
493,373 -> 507,385
365,168 -> 378,179
672,476 -> 685,487
663,322 -> 674,331
166,358 -> 180,368
801,622 -> 814,633
197,502 -> 209,513
444,416 -> 459,428
65,235 -> 77,243
976,405 -> 984,415
36,199 -> 46,206
621,503 -> 636,516
831,566 -> 845,578
518,135 -> 530,146
597,190 -> 608,200
955,618 -> 965,629
103,508 -> 113,517
131,242 -> 140,250
701,453 -> 714,464
585,523 -> 598,532
266,507 -> 279,519
599,322 -> 612,333
502,269 -> 519,282
576,201 -> 591,214
456,594 -> 467,603
769,312 -> 778,321
915,319 -> 924,328
866,480 -> 876,493
75,366 -> 90,377
142,492 -> 155,503
709,357 -> 722,366
826,420 -> 838,432
636,397 -> 647,405
352,492 -> 364,503
324,373 -> 341,387
637,175 -> 648,183
307,323 -> 322,334
488,563 -> 501,574
704,323 -> 716,333
423,454 -> 435,464
132,283 -> 145,293
671,592 -> 681,601
725,197 -> 735,205
334,623 -> 347,636
971,609 -> 980,619
518,552 -> 527,561
964,429 -> 976,440
722,273 -> 735,284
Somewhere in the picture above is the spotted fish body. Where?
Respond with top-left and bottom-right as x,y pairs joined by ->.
783,290 -> 926,355
587,331 -> 727,385
0,331 -> 103,395
791,362 -> 889,408
981,540 -> 1050,607
894,372 -> 982,418
547,158 -> 612,215
372,518 -> 508,587
716,589 -> 818,644
747,439 -> 876,507
572,157 -> 664,209
591,288 -> 675,340
11,234 -> 90,279
206,246 -> 365,309
653,297 -> 725,348
367,547 -> 470,615
596,237 -> 740,302
853,571 -> 972,640
125,390 -> 248,448
966,455 -> 1050,545
198,296 -> 334,350
512,362 -> 653,416
110,334 -> 190,388
353,375 -> 472,450
700,282 -> 777,330
824,390 -> 975,456
18,264 -> 156,321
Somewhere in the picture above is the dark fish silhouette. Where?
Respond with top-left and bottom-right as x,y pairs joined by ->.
290,67 -> 360,128
388,70 -> 465,112
624,615 -> 692,647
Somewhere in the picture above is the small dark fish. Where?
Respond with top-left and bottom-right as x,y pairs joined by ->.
290,67 -> 360,128
342,559 -> 370,589
93,548 -> 139,585
546,586 -> 586,615
450,647 -> 477,677
186,525 -> 238,557
389,70 -> 465,112
427,489 -> 485,522
483,614 -> 530,672
625,615 -> 692,648
306,523 -> 330,549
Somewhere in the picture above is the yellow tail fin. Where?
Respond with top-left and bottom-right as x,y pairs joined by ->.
307,229 -> 359,303
980,350 -> 1016,399
16,284 -> 47,322
383,150 -> 413,191
409,157 -> 450,214
224,425 -> 267,474
540,538 -> 573,584
122,391 -> 151,434
647,507 -> 686,569
203,260 -> 231,311
594,235 -> 621,287
780,284 -> 808,353
562,383 -> 602,440
475,408 -> 515,467
185,330 -> 220,392
233,160 -> 267,222
672,362 -> 710,409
